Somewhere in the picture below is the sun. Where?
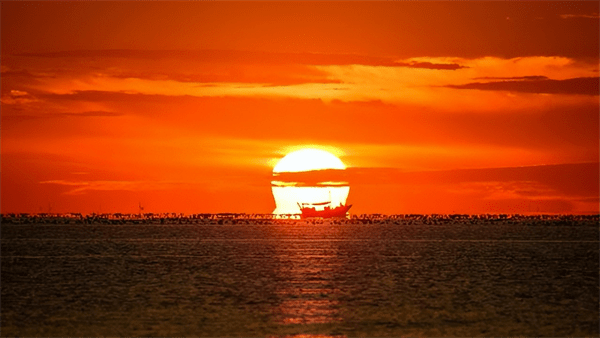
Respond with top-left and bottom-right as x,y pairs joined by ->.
273,148 -> 346,173
271,148 -> 350,215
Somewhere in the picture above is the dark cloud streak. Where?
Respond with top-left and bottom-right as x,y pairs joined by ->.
560,13 -> 600,19
3,111 -> 123,121
16,49 -> 467,70
472,75 -> 548,81
346,162 -> 599,198
447,77 -> 599,96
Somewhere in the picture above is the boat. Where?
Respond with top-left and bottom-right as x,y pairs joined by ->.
297,201 -> 352,219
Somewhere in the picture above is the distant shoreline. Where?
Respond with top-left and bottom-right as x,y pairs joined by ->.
2,213 -> 598,226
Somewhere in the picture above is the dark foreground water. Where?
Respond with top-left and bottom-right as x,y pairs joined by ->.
2,221 -> 598,337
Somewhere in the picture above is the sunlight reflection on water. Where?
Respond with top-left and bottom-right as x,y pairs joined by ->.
280,334 -> 348,338
272,224 -> 343,325
273,335 -> 346,338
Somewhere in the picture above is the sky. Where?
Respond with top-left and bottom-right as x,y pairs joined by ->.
1,1 -> 598,215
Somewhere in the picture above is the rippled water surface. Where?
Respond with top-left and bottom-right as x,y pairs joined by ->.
2,221 -> 598,336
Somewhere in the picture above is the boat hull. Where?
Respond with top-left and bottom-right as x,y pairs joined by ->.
300,204 -> 352,219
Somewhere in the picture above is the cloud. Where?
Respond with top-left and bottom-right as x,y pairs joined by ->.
17,49 -> 468,70
346,162 -> 598,214
3,110 -> 123,121
472,75 -> 548,81
395,61 -> 467,70
68,111 -> 123,117
40,179 -> 191,195
271,169 -> 349,187
1,69 -> 38,78
345,162 -> 599,198
0,90 -> 39,104
29,90 -> 597,158
7,55 -> 595,110
103,65 -> 343,87
267,162 -> 598,214
268,162 -> 599,201
446,77 -> 599,96
560,13 -> 600,19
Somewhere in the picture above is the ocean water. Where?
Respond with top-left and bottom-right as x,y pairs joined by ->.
2,220 -> 598,336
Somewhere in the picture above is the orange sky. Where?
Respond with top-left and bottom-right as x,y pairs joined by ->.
2,1 -> 599,215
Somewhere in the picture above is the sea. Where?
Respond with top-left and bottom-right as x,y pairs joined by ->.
1,217 -> 598,337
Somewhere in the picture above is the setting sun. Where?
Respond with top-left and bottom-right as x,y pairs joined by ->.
273,148 -> 346,173
272,148 -> 350,215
